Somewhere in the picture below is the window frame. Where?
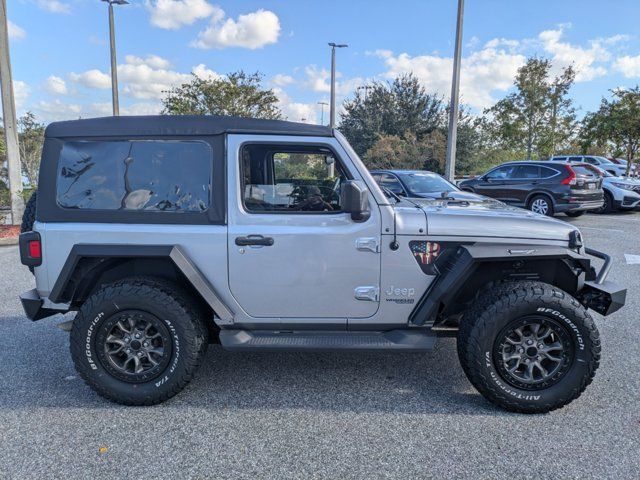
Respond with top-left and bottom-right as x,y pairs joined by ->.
485,165 -> 516,180
377,173 -> 408,196
238,141 -> 352,216
38,135 -> 225,225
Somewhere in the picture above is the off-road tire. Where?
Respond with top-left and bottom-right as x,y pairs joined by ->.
70,277 -> 209,406
20,190 -> 37,233
528,194 -> 554,216
457,281 -> 600,413
595,191 -> 613,214
565,210 -> 585,217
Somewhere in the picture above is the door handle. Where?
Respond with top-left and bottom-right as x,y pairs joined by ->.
235,235 -> 275,247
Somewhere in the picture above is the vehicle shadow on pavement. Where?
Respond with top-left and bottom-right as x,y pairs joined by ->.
0,313 -> 504,416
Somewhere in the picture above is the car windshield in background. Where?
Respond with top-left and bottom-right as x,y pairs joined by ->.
572,165 -> 602,177
398,172 -> 458,194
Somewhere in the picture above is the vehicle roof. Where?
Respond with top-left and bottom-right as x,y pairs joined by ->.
498,160 -> 567,167
44,115 -> 333,139
370,169 -> 438,175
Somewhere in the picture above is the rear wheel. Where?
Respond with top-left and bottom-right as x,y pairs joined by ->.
528,195 -> 554,216
595,191 -> 614,214
70,277 -> 209,405
457,281 -> 600,413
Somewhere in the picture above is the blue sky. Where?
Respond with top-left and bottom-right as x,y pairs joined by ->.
6,0 -> 640,124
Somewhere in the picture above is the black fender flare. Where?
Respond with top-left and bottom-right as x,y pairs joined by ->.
409,244 -> 625,327
49,244 -> 234,323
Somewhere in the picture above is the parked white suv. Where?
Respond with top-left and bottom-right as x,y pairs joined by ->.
550,155 -> 633,177
575,163 -> 640,213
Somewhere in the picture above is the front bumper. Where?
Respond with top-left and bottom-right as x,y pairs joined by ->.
579,248 -> 626,316
20,289 -> 67,321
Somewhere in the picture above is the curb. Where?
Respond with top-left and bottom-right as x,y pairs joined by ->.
0,237 -> 19,246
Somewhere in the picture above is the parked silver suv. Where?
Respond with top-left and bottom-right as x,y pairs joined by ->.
18,116 -> 626,413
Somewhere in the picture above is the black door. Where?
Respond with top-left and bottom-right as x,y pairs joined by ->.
475,165 -> 517,201
509,164 -> 541,206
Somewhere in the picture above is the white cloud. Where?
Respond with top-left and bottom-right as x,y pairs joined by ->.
36,0 -> 71,14
192,63 -> 220,80
145,0 -> 218,30
273,87 -> 318,124
43,76 -> 68,95
614,55 -> 640,78
538,26 -> 609,81
8,21 -> 26,40
69,69 -> 112,89
124,54 -> 171,70
271,74 -> 295,87
36,99 -> 82,120
376,43 -> 526,109
118,56 -> 192,99
14,81 -> 30,111
68,55 -> 221,100
191,8 -> 280,49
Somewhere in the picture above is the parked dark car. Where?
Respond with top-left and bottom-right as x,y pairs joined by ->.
458,161 -> 604,217
370,169 -> 485,201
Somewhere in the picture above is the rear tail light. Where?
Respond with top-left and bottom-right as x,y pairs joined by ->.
561,165 -> 577,185
28,240 -> 41,259
19,231 -> 42,267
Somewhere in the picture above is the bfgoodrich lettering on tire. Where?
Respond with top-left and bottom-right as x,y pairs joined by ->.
457,281 -> 600,413
70,277 -> 208,406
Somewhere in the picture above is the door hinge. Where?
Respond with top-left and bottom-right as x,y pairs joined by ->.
355,237 -> 380,253
354,286 -> 379,302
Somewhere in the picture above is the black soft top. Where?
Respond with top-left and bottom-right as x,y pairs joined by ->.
45,115 -> 333,139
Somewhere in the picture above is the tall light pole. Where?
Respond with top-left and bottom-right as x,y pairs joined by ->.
328,43 -> 347,129
102,0 -> 128,116
444,0 -> 464,181
317,101 -> 328,125
0,0 -> 24,224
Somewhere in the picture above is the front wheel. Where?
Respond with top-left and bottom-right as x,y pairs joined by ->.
457,281 -> 600,413
595,191 -> 614,214
70,277 -> 208,405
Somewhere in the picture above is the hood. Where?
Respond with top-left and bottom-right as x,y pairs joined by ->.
413,190 -> 485,202
399,198 -> 576,242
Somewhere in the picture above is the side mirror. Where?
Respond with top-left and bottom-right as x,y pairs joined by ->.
341,180 -> 371,222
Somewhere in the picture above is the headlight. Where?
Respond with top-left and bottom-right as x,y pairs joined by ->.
611,182 -> 636,190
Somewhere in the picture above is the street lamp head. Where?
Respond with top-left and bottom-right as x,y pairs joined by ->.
328,43 -> 348,48
102,0 -> 129,4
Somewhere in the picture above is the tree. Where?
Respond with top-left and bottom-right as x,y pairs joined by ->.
18,112 -> 45,187
339,74 -> 444,156
161,71 -> 283,119
364,131 -> 446,173
581,87 -> 640,176
483,58 -> 576,159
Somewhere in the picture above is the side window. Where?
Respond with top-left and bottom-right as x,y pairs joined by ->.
378,174 -> 405,195
569,156 -> 585,163
241,144 -> 348,213
513,165 -> 540,179
540,166 -> 559,179
57,140 -> 211,212
585,157 -> 600,164
486,166 -> 516,180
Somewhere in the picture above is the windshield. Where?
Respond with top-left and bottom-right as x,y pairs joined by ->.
596,156 -> 614,164
398,172 -> 459,194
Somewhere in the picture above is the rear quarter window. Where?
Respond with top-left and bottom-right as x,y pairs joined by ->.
56,140 -> 212,212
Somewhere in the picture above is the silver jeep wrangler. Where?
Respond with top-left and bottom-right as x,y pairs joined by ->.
19,116 -> 626,413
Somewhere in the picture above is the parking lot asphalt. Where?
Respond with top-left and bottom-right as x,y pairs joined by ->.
1,213 -> 639,479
